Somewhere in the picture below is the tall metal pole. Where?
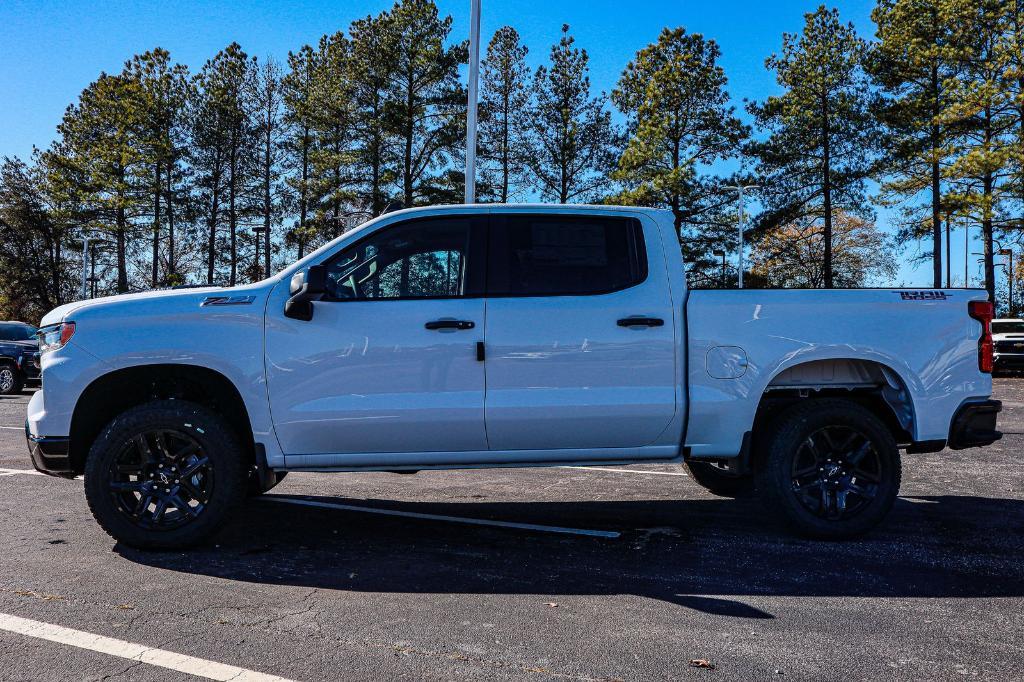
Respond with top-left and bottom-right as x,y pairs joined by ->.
725,184 -> 759,289
464,0 -> 481,204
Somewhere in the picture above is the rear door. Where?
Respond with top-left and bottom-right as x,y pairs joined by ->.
483,213 -> 677,453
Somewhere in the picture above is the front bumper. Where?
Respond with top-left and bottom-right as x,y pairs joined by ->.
25,421 -> 74,478
948,400 -> 1002,450
994,353 -> 1024,368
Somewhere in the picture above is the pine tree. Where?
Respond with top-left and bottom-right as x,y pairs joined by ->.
349,12 -> 399,215
941,0 -> 1017,302
123,48 -> 191,287
50,72 -> 149,292
282,45 -> 318,258
249,57 -> 286,280
478,26 -> 529,202
384,0 -> 467,206
524,24 -> 618,203
307,32 -> 358,242
610,27 -> 747,262
869,0 -> 960,287
747,6 -> 877,288
191,43 -> 255,285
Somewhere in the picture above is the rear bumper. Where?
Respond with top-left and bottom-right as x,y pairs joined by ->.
948,400 -> 1002,450
24,421 -> 74,478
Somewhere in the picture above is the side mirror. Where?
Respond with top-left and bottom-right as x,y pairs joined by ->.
284,265 -> 327,321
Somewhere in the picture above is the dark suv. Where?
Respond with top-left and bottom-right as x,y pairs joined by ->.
0,321 -> 39,394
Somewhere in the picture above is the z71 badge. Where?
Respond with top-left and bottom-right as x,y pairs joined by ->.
201,295 -> 256,306
895,290 -> 951,301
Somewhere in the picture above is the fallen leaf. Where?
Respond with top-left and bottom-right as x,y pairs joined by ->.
544,602 -> 559,608
116,604 -> 134,610
689,659 -> 716,669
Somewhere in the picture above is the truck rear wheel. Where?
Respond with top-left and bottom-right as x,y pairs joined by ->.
684,460 -> 753,497
84,400 -> 247,550
755,399 -> 901,539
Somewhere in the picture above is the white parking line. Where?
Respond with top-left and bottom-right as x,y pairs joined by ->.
0,613 -> 294,681
558,466 -> 688,477
264,496 -> 621,538
0,426 -> 24,430
0,468 -> 44,477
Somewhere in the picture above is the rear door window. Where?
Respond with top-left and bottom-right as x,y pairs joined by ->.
487,215 -> 647,296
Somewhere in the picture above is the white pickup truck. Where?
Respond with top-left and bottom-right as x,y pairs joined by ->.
26,205 -> 1001,548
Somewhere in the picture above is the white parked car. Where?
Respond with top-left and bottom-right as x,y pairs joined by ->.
992,318 -> 1024,374
26,205 -> 1001,548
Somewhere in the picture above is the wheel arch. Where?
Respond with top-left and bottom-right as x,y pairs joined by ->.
754,358 -> 918,447
68,363 -> 255,475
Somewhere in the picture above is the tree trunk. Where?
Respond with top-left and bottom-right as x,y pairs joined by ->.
207,170 -> 221,285
298,126 -> 309,259
983,108 -> 996,303
166,161 -> 176,277
821,94 -> 833,289
151,161 -> 161,287
228,135 -> 238,287
930,61 -> 943,289
263,121 -> 273,278
116,207 -> 128,294
404,77 -> 414,206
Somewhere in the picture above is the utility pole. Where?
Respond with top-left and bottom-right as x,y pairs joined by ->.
724,184 -> 758,288
464,0 -> 481,204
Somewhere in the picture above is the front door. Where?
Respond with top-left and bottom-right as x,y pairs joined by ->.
265,216 -> 487,461
483,213 -> 678,453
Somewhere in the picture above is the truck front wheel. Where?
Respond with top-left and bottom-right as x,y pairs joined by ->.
756,399 -> 901,539
84,400 -> 247,550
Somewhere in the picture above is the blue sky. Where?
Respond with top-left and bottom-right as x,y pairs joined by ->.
0,0 -> 985,286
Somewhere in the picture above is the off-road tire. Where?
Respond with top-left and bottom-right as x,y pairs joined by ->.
84,400 -> 247,550
755,399 -> 901,540
0,364 -> 24,395
685,460 -> 754,497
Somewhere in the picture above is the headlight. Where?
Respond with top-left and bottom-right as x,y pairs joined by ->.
38,322 -> 75,354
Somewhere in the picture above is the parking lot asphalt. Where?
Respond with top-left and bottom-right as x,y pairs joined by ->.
0,383 -> 1022,681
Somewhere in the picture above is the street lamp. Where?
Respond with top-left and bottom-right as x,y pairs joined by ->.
464,0 -> 481,203
78,235 -> 112,300
724,184 -> 759,288
712,250 -> 726,287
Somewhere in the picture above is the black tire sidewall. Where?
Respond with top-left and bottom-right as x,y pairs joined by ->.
756,400 -> 901,539
84,400 -> 246,550
685,460 -> 754,497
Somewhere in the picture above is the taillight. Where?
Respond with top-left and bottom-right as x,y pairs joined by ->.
968,301 -> 993,373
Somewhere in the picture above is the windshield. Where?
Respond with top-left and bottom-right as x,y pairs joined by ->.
0,323 -> 36,341
992,321 -> 1024,334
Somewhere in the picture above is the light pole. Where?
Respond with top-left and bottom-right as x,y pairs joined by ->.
724,184 -> 759,288
712,250 -> 726,287
464,0 -> 481,204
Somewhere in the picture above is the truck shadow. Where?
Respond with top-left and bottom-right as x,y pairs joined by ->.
118,493 -> 1024,618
